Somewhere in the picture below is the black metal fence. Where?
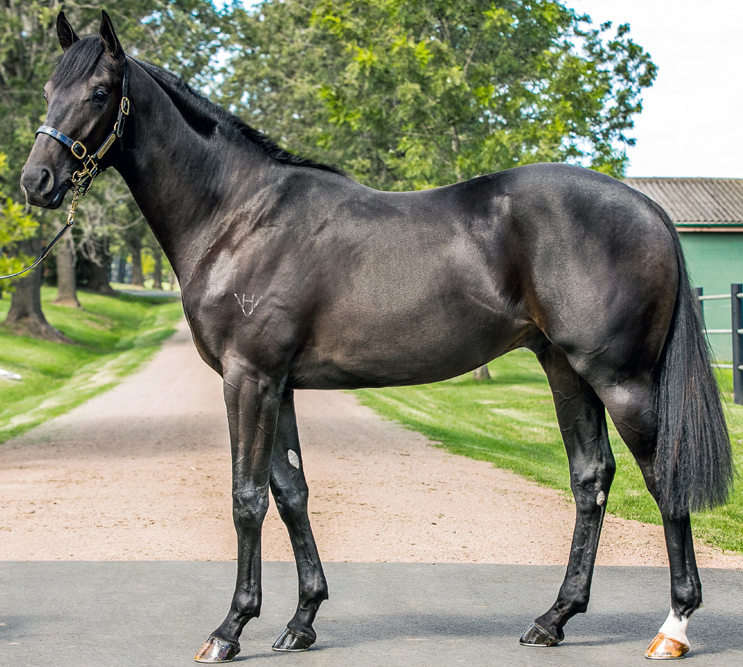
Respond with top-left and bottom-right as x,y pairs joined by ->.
695,284 -> 743,405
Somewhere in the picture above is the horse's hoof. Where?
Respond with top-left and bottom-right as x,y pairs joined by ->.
645,632 -> 690,659
519,622 -> 561,647
194,636 -> 241,663
272,626 -> 316,652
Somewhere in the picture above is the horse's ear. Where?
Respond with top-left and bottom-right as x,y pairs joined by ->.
99,10 -> 124,64
57,11 -> 80,53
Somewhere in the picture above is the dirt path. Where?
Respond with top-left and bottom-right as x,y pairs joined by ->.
0,320 -> 740,568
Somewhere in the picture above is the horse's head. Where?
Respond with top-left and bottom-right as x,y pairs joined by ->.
21,11 -> 126,209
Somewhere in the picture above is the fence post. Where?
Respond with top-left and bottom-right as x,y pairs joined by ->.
694,287 -> 704,322
732,283 -> 743,405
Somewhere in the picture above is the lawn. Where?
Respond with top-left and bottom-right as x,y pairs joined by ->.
0,287 -> 183,443
354,350 -> 743,554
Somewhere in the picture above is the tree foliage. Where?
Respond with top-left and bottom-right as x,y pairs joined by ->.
0,153 -> 37,282
222,0 -> 656,189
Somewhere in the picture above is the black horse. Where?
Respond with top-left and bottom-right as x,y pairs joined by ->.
20,12 -> 732,663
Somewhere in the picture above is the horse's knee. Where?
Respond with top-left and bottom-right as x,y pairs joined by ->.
232,487 -> 269,529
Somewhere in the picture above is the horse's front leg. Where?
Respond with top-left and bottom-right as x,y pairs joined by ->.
195,370 -> 284,663
270,388 -> 329,652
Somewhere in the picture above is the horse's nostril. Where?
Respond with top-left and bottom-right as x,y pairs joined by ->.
38,168 -> 52,195
20,164 -> 56,205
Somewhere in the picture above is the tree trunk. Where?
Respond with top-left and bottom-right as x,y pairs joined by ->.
472,364 -> 491,381
153,250 -> 163,290
52,233 -> 80,307
2,241 -> 71,343
82,235 -> 116,296
125,233 -> 144,287
85,259 -> 117,295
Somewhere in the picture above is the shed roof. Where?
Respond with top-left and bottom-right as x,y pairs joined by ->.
624,177 -> 743,229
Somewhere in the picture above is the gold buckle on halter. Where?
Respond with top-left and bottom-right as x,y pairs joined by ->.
120,97 -> 130,115
70,140 -> 87,160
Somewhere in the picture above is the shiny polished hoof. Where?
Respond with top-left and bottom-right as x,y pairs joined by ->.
194,636 -> 241,663
519,622 -> 561,647
645,633 -> 690,660
272,626 -> 316,652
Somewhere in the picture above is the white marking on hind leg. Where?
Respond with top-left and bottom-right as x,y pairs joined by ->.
287,449 -> 300,469
658,608 -> 690,646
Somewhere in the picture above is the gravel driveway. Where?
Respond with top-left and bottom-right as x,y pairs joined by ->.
1,319 -> 740,568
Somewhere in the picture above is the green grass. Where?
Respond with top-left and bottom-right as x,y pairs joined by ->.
0,287 -> 183,443
354,350 -> 743,554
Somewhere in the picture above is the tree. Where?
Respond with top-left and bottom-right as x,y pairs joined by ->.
222,0 -> 656,189
0,153 -> 37,280
52,234 -> 80,307
0,150 -> 47,335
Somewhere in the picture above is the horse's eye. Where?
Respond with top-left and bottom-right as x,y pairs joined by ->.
43,92 -> 47,102
94,90 -> 108,102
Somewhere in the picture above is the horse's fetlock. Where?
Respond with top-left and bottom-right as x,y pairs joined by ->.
672,581 -> 702,615
571,594 -> 590,615
232,590 -> 262,619
305,578 -> 329,605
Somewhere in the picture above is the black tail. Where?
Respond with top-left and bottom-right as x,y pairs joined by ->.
654,207 -> 734,519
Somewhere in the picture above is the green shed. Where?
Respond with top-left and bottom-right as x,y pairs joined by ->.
624,177 -> 743,362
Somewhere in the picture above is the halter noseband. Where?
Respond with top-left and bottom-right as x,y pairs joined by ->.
0,58 -> 131,281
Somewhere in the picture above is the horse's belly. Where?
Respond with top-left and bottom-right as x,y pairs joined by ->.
287,303 -> 530,390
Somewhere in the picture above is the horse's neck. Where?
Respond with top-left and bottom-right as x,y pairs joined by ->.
115,62 -> 270,285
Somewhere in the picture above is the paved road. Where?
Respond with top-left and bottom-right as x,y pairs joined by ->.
1,562 -> 742,666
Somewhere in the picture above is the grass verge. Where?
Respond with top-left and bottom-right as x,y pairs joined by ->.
354,350 -> 743,554
0,287 -> 183,444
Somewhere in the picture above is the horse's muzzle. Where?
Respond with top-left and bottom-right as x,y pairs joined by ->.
20,163 -> 69,209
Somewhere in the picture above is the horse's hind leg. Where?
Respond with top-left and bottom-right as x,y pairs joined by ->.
599,386 -> 700,659
520,344 -> 616,647
269,388 -> 328,652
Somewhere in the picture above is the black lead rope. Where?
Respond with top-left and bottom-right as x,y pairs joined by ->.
0,191 -> 80,280
0,58 -> 130,281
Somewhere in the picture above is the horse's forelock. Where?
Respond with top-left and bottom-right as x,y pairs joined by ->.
49,36 -> 105,88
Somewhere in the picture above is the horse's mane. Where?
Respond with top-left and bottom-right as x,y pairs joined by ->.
136,60 -> 343,175
51,36 -> 342,175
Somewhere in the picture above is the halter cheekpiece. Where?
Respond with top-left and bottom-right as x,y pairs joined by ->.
0,58 -> 130,281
